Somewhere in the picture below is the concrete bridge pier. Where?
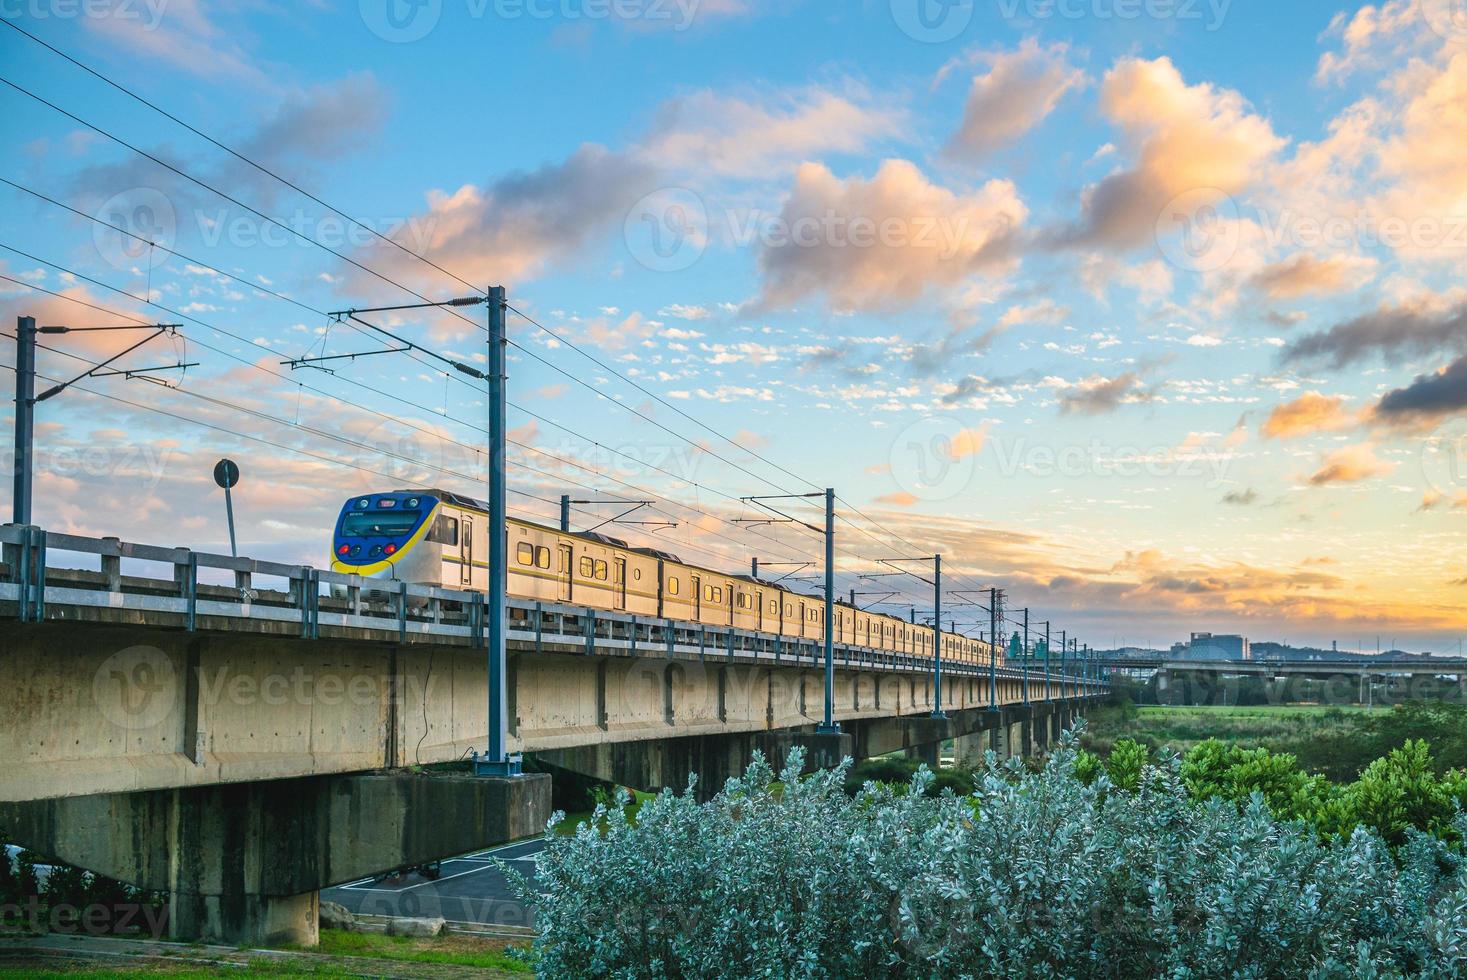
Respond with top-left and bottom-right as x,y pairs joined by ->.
0,771 -> 549,947
952,730 -> 987,769
989,723 -> 1011,757
905,741 -> 941,769
537,728 -> 853,802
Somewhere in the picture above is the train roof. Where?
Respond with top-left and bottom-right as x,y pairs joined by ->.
380,488 -> 966,638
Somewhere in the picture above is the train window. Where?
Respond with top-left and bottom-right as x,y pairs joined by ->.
424,514 -> 458,546
633,568 -> 641,581
668,577 -> 680,596
769,599 -> 777,613
712,587 -> 723,602
704,585 -> 714,601
516,543 -> 534,565
594,560 -> 608,581
738,593 -> 751,609
786,603 -> 793,615
535,546 -> 551,569
579,556 -> 594,577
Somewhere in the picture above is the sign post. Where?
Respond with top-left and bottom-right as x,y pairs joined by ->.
213,458 -> 240,557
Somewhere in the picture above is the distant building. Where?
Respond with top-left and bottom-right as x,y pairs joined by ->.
1171,631 -> 1251,661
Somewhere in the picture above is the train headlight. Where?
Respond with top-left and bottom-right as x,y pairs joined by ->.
357,498 -> 369,508
406,497 -> 420,508
337,544 -> 349,556
385,543 -> 397,555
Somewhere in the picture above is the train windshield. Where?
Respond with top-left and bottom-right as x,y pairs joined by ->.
341,511 -> 421,536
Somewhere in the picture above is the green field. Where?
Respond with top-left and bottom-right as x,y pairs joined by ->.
1083,702 -> 1370,759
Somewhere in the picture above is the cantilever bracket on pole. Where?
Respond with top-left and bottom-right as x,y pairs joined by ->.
566,498 -> 678,533
280,346 -> 411,373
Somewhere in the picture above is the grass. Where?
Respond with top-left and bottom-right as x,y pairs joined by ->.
314,929 -> 529,971
0,928 -> 531,978
552,788 -> 657,836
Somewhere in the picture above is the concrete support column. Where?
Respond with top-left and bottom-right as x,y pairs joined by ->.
1020,717 -> 1033,758
990,723 -> 1010,758
952,731 -> 986,769
0,772 -> 549,947
905,741 -> 940,769
539,728 -> 854,802
1031,712 -> 1050,754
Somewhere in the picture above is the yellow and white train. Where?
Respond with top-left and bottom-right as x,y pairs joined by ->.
330,489 -> 994,666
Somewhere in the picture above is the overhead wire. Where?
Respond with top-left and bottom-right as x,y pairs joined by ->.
0,31 -> 1057,630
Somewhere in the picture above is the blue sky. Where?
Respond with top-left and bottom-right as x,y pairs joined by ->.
3,0 -> 1467,650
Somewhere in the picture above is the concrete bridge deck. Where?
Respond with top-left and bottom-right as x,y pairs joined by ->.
0,523 -> 1106,946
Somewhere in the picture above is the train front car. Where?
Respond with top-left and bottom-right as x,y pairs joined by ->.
330,491 -> 442,588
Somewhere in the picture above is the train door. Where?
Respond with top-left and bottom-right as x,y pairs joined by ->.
613,557 -> 627,610
557,544 -> 572,601
755,590 -> 764,631
691,574 -> 702,619
459,516 -> 474,586
798,600 -> 807,637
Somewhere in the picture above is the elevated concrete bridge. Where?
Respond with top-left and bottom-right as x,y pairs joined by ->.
0,524 -> 1105,945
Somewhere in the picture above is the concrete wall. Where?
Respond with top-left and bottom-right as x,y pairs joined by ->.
3,621 -> 1095,803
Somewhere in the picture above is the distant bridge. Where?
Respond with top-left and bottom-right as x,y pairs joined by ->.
1099,655 -> 1467,679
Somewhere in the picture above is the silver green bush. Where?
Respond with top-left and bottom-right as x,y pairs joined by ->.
510,735 -> 1467,978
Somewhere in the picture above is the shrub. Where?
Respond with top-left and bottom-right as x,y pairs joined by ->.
511,736 -> 1467,978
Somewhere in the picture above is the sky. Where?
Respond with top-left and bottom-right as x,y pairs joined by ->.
1,0 -> 1466,652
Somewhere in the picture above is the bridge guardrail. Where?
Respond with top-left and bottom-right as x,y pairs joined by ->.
0,524 -> 1105,694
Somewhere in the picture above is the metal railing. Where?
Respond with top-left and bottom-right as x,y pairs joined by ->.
0,524 -> 1104,694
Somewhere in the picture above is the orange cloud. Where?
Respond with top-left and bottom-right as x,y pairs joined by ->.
1247,253 -> 1376,299
1065,56 -> 1284,248
755,159 -> 1026,313
874,491 -> 920,507
945,426 -> 988,460
1307,443 -> 1394,485
1260,392 -> 1359,439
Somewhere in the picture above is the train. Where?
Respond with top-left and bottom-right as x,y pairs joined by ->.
329,488 -> 995,666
